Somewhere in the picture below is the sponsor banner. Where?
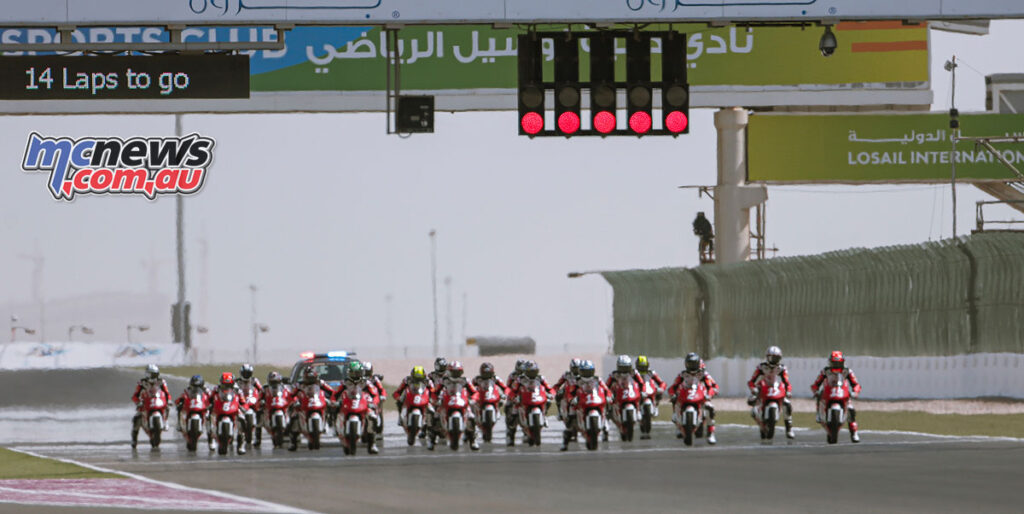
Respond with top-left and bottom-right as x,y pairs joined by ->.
0,0 -> 1022,25
0,22 -> 928,112
748,113 -> 1024,183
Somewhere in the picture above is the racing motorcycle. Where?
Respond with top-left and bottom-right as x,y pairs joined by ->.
474,378 -> 504,443
138,383 -> 168,449
263,385 -> 291,449
211,386 -> 242,455
238,381 -> 261,449
639,374 -> 663,440
609,377 -> 641,442
752,372 -> 788,442
673,375 -> 709,447
336,383 -> 378,455
293,383 -> 327,450
401,381 -> 431,446
819,373 -> 852,444
178,388 -> 208,452
515,377 -> 549,447
432,382 -> 471,451
573,378 -> 608,451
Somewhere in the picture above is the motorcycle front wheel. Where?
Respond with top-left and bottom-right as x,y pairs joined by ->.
585,427 -> 599,451
407,418 -> 419,446
683,424 -> 694,446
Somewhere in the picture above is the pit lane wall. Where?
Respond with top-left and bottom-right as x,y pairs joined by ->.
0,342 -> 184,370
601,232 -> 1024,398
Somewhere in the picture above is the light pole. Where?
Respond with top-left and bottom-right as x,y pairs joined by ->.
67,325 -> 93,342
127,324 -> 150,344
429,229 -> 438,358
252,323 -> 269,363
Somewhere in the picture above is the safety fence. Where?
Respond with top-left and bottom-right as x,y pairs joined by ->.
603,232 -> 1024,360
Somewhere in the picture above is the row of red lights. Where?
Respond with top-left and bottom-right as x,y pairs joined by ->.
522,111 -> 688,135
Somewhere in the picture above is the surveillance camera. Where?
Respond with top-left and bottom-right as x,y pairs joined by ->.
819,26 -> 837,57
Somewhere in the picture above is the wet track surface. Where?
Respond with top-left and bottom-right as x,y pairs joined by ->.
4,369 -> 1024,513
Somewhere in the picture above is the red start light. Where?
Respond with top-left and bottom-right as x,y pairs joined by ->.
593,111 -> 616,134
666,111 -> 689,133
300,351 -> 314,359
521,112 -> 544,135
557,112 -> 581,134
629,111 -> 652,134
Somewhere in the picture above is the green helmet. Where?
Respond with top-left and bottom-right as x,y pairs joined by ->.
348,361 -> 364,379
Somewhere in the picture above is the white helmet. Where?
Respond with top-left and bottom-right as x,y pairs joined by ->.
616,354 -> 633,373
145,364 -> 160,380
766,346 -> 782,366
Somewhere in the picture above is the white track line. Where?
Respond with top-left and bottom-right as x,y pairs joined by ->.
4,447 -> 318,514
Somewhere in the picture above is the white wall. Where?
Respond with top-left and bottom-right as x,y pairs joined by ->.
604,353 -> 1024,399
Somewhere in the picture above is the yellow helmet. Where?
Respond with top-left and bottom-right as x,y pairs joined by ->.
636,355 -> 649,371
411,366 -> 426,380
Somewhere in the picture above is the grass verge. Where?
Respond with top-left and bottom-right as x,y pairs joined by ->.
0,448 -> 120,480
656,409 -> 1024,438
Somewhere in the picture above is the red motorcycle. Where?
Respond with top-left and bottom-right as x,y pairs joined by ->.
819,374 -> 852,444
609,377 -> 641,442
474,379 -> 504,443
177,388 -> 208,452
336,383 -> 378,455
401,382 -> 431,446
211,387 -> 241,455
294,384 -> 327,450
433,384 -> 471,451
515,378 -> 548,447
138,384 -> 168,449
573,378 -> 608,451
238,382 -> 261,449
640,375 -> 663,439
753,372 -> 787,442
263,386 -> 291,449
673,376 -> 709,447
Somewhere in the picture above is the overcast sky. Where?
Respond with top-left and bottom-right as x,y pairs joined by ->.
1,21 -> 1021,363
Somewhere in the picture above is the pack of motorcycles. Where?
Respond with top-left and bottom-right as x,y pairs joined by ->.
134,370 -> 856,454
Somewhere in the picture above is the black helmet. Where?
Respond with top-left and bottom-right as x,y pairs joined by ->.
579,360 -> 595,378
239,363 -> 254,380
267,371 -> 282,385
434,357 -> 448,373
685,352 -> 701,372
524,361 -> 539,379
189,374 -> 204,388
515,359 -> 527,373
570,359 -> 582,375
480,362 -> 495,379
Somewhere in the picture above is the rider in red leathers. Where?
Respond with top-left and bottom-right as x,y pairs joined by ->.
553,359 -> 582,423
288,367 -> 336,451
811,351 -> 862,443
668,353 -> 720,444
747,345 -> 795,439
392,366 -> 436,428
506,361 -> 555,446
504,359 -> 527,443
236,364 -> 264,448
131,364 -> 172,449
431,361 -> 480,451
604,355 -> 645,442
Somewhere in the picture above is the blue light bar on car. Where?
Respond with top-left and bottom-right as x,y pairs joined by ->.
326,350 -> 348,359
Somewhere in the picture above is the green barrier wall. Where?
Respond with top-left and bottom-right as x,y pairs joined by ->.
604,233 -> 1024,358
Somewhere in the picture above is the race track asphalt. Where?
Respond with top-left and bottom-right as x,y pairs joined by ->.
5,369 -> 1024,513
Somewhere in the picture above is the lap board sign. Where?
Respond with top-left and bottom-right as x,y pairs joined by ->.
0,55 -> 249,100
